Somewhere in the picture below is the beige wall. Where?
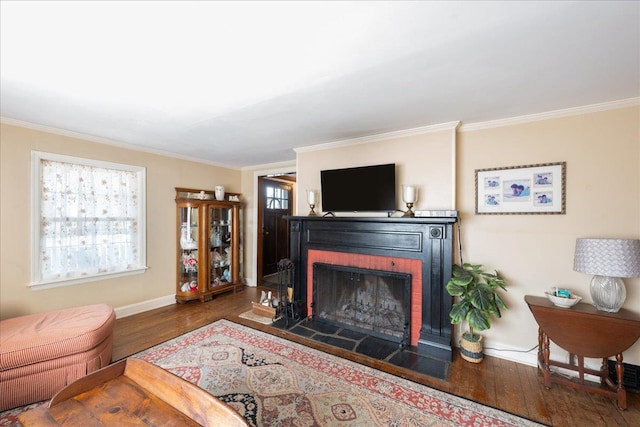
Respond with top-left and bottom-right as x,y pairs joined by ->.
458,106 -> 640,366
295,106 -> 640,367
0,123 -> 241,319
296,124 -> 458,215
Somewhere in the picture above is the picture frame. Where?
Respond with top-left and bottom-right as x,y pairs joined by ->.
475,162 -> 566,214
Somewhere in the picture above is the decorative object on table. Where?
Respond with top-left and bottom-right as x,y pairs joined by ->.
228,194 -> 240,202
446,263 -> 508,363
475,162 -> 565,214
545,288 -> 582,308
402,185 -> 417,217
573,238 -> 640,313
306,189 -> 318,216
214,185 -> 225,201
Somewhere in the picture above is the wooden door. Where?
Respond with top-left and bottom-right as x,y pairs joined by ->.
260,178 -> 293,277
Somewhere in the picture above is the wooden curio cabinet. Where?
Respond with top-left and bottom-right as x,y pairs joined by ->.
175,188 -> 244,303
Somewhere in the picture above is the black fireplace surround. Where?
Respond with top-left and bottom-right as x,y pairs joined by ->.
287,215 -> 457,362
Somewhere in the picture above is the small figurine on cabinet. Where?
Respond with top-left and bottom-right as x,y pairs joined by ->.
182,253 -> 198,272
212,249 -> 222,266
211,228 -> 222,246
180,281 -> 198,293
221,247 -> 230,266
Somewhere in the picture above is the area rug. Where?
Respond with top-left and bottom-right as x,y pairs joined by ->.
0,320 -> 545,427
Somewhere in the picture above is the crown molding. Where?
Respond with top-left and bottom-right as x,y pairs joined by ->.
0,116 -> 242,170
459,97 -> 640,132
241,159 -> 297,172
294,121 -> 461,154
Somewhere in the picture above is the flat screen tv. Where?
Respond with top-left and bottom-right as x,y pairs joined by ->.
320,163 -> 396,212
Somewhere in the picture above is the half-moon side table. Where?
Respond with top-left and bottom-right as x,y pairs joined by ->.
525,295 -> 640,409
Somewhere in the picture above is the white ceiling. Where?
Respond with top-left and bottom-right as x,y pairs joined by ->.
1,1 -> 639,168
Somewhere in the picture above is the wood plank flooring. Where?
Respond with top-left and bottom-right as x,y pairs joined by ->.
113,287 -> 640,427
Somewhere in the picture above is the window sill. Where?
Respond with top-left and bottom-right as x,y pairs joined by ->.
29,267 -> 149,291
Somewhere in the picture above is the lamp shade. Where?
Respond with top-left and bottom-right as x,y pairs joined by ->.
573,238 -> 640,278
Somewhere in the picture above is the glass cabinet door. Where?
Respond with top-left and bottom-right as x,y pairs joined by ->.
209,206 -> 233,290
178,205 -> 199,295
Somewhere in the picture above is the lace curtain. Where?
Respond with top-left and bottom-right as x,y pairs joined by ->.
39,159 -> 141,282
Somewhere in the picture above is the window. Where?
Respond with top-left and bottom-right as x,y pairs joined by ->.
31,151 -> 147,289
265,184 -> 289,209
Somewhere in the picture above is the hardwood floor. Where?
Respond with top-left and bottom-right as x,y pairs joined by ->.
113,287 -> 640,427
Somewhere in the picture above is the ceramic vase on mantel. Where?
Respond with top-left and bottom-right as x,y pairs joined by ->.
214,186 -> 225,201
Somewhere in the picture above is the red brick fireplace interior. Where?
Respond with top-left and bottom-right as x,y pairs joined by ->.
307,249 -> 423,346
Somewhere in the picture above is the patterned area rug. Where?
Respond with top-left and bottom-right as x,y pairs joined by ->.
0,320 -> 545,426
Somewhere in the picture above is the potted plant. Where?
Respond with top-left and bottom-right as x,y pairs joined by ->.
445,263 -> 508,363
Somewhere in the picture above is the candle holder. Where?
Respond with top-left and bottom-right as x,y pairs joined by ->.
307,190 -> 318,216
403,202 -> 415,217
402,185 -> 417,217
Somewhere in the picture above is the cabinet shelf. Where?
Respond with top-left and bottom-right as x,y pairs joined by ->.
175,188 -> 244,303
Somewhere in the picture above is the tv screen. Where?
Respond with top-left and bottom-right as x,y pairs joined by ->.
320,163 -> 396,212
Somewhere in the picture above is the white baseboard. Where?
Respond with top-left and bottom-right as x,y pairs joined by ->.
114,294 -> 175,318
475,339 -> 603,382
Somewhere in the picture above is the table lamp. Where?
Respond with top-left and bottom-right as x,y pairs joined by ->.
573,238 -> 640,312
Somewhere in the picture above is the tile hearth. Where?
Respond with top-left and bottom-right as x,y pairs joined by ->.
272,317 -> 449,380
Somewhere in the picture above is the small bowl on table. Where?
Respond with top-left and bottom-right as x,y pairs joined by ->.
545,290 -> 582,308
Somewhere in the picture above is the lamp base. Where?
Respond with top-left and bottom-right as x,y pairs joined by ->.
590,275 -> 626,313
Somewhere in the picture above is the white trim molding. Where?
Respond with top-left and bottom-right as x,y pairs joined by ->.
114,294 -> 175,318
1,116 -> 242,170
295,121 -> 461,154
459,97 -> 640,132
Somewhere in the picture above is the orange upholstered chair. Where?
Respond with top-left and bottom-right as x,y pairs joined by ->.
0,304 -> 115,411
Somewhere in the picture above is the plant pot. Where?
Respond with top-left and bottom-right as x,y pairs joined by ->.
459,334 -> 483,363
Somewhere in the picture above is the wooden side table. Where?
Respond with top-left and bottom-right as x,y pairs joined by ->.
525,295 -> 640,409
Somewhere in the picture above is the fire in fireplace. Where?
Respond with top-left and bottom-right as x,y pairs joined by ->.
312,263 -> 411,346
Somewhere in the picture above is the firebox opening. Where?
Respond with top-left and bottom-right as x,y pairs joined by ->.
312,263 -> 411,347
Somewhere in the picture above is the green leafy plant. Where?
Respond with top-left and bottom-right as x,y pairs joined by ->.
446,263 -> 508,341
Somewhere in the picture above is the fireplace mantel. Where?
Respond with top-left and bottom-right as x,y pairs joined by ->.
286,215 -> 457,361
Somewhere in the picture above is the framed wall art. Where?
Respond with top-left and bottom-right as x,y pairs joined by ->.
475,162 -> 566,214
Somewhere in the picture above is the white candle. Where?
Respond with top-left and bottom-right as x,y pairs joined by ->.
307,190 -> 316,205
403,185 -> 416,203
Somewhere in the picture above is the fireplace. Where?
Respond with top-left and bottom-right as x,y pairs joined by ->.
313,263 -> 411,346
287,215 -> 457,361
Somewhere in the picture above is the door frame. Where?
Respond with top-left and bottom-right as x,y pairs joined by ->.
251,164 -> 296,287
256,175 -> 295,282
